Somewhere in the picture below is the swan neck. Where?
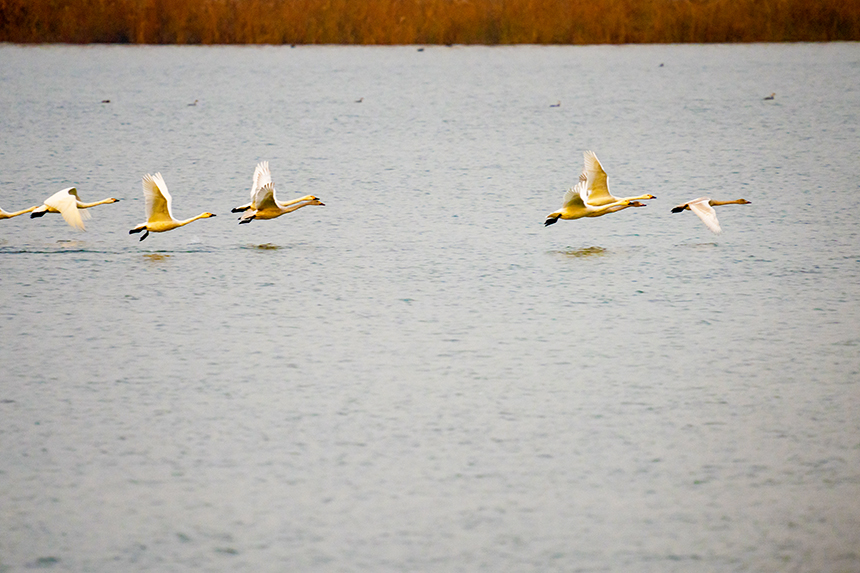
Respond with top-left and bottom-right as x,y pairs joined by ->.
77,198 -> 114,209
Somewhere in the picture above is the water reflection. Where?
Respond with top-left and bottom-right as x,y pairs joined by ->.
142,253 -> 171,261
551,246 -> 608,258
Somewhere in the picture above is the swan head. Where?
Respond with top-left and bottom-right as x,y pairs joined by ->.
308,199 -> 325,206
628,201 -> 647,207
107,198 -> 120,203
643,194 -> 656,200
737,199 -> 751,205
201,212 -> 217,218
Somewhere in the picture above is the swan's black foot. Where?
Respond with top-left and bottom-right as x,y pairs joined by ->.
238,216 -> 254,225
544,217 -> 559,227
231,206 -> 250,213
139,230 -> 149,241
671,206 -> 685,213
30,210 -> 46,218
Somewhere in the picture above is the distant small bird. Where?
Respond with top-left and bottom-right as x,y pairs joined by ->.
671,197 -> 751,234
30,188 -> 120,230
129,173 -> 215,241
659,63 -> 664,67
764,93 -> 775,100
188,99 -> 198,106
101,99 -> 111,104
417,47 -> 424,52
356,97 -> 363,103
550,101 -> 561,107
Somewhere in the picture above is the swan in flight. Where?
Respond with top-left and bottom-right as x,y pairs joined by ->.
0,205 -> 38,220
239,182 -> 324,224
30,188 -> 120,230
231,161 -> 321,214
129,173 -> 216,241
671,197 -> 751,234
545,175 -> 630,226
582,151 -> 656,206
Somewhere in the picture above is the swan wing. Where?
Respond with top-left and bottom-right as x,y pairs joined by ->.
687,197 -> 722,234
142,173 -> 174,223
562,180 -> 588,209
45,187 -> 86,230
584,150 -> 614,204
251,161 -> 272,201
254,183 -> 278,210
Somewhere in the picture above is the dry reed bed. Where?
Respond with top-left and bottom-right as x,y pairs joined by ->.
2,0 -> 859,44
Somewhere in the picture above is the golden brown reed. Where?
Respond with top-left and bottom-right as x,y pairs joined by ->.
2,0 -> 859,44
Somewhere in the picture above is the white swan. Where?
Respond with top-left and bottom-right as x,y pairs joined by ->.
239,182 -> 325,224
129,173 -> 216,241
545,175 -> 630,226
671,197 -> 751,234
0,205 -> 38,220
583,151 -> 656,206
30,188 -> 119,230
231,161 -> 321,214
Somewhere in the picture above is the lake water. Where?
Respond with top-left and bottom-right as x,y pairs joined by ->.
1,42 -> 859,572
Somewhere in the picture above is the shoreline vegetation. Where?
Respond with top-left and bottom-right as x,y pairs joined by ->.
1,0 -> 859,44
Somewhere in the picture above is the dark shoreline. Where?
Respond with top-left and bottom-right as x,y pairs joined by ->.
2,0 -> 859,45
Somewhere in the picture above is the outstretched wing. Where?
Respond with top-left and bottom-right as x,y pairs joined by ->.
562,180 -> 588,209
253,182 -> 279,210
687,197 -> 721,234
583,150 -> 615,205
142,173 -> 174,223
45,187 -> 86,230
251,161 -> 272,202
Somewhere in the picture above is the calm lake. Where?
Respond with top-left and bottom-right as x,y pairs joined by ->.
1,42 -> 859,572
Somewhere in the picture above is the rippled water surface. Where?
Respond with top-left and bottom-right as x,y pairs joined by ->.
1,43 -> 859,572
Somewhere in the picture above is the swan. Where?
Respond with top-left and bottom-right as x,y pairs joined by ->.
239,182 -> 325,224
231,161 -> 322,213
128,173 -> 216,241
545,175 -> 630,226
0,205 -> 38,220
30,188 -> 120,230
671,197 -> 751,234
582,151 -> 656,206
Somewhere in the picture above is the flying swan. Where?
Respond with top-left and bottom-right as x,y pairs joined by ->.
545,174 -> 631,226
0,205 -> 38,220
582,150 -> 656,206
238,182 -> 325,224
29,188 -> 120,230
671,197 -> 751,234
231,161 -> 322,214
129,173 -> 216,241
